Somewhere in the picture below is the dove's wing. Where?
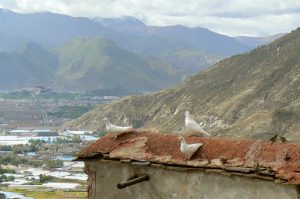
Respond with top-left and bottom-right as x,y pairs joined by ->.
185,117 -> 211,136
107,124 -> 133,133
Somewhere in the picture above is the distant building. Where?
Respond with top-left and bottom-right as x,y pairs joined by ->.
22,86 -> 53,94
77,131 -> 300,199
9,129 -> 58,136
32,130 -> 58,136
63,130 -> 94,136
33,86 -> 53,94
9,130 -> 31,134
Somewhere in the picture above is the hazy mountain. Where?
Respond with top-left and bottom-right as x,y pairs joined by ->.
0,38 -> 183,93
93,16 -> 146,28
95,18 -> 221,73
0,8 -> 115,47
65,27 -> 300,142
0,9 -> 220,74
0,33 -> 28,52
94,17 -> 251,57
0,9 -> 283,93
0,42 -> 58,90
115,35 -> 220,74
235,33 -> 286,48
0,8 -> 186,92
149,25 -> 251,57
55,38 -> 183,92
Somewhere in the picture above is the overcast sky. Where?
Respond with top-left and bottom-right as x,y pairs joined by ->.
0,0 -> 300,36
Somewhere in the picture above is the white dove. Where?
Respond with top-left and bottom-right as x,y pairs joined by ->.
104,117 -> 133,138
185,111 -> 211,136
179,136 -> 203,161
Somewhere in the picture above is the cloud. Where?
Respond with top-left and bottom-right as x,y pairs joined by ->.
0,0 -> 300,36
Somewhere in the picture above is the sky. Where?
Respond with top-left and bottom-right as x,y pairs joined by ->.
0,0 -> 300,36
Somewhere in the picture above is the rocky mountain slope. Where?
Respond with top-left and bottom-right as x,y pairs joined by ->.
65,28 -> 300,142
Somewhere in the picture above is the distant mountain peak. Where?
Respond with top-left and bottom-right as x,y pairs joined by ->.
119,16 -> 144,24
93,16 -> 145,26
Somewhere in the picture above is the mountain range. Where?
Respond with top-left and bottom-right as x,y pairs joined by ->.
65,27 -> 300,142
0,9 -> 284,93
55,38 -> 182,92
0,38 -> 182,92
94,17 -> 250,56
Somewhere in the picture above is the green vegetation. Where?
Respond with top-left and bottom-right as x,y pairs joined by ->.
11,145 -> 34,154
39,174 -> 55,183
0,175 -> 15,183
28,139 -> 46,151
45,160 -> 63,168
0,166 -> 16,182
0,145 -> 12,151
8,142 -> 45,154
53,135 -> 82,144
0,156 -> 43,167
0,166 -> 16,174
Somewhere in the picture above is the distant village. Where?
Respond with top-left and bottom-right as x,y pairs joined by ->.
0,127 -> 99,198
0,86 -> 119,129
0,86 -> 110,198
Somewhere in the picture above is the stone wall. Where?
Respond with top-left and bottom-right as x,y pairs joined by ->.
85,160 -> 299,199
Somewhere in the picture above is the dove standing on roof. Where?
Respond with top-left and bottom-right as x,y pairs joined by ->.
179,136 -> 203,161
185,111 -> 211,136
104,117 -> 133,138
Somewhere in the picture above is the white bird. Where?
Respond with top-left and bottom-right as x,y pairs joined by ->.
179,136 -> 203,161
104,117 -> 133,138
185,111 -> 211,136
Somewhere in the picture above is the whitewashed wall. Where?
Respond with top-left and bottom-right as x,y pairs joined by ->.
85,160 -> 298,199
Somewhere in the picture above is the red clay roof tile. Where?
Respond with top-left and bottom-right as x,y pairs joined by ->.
77,131 -> 300,184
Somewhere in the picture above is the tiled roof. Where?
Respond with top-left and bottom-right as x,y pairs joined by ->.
77,131 -> 300,185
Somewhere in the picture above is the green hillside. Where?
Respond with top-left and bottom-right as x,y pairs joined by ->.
65,28 -> 300,143
0,38 -> 184,93
0,42 -> 58,90
55,38 -> 183,92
